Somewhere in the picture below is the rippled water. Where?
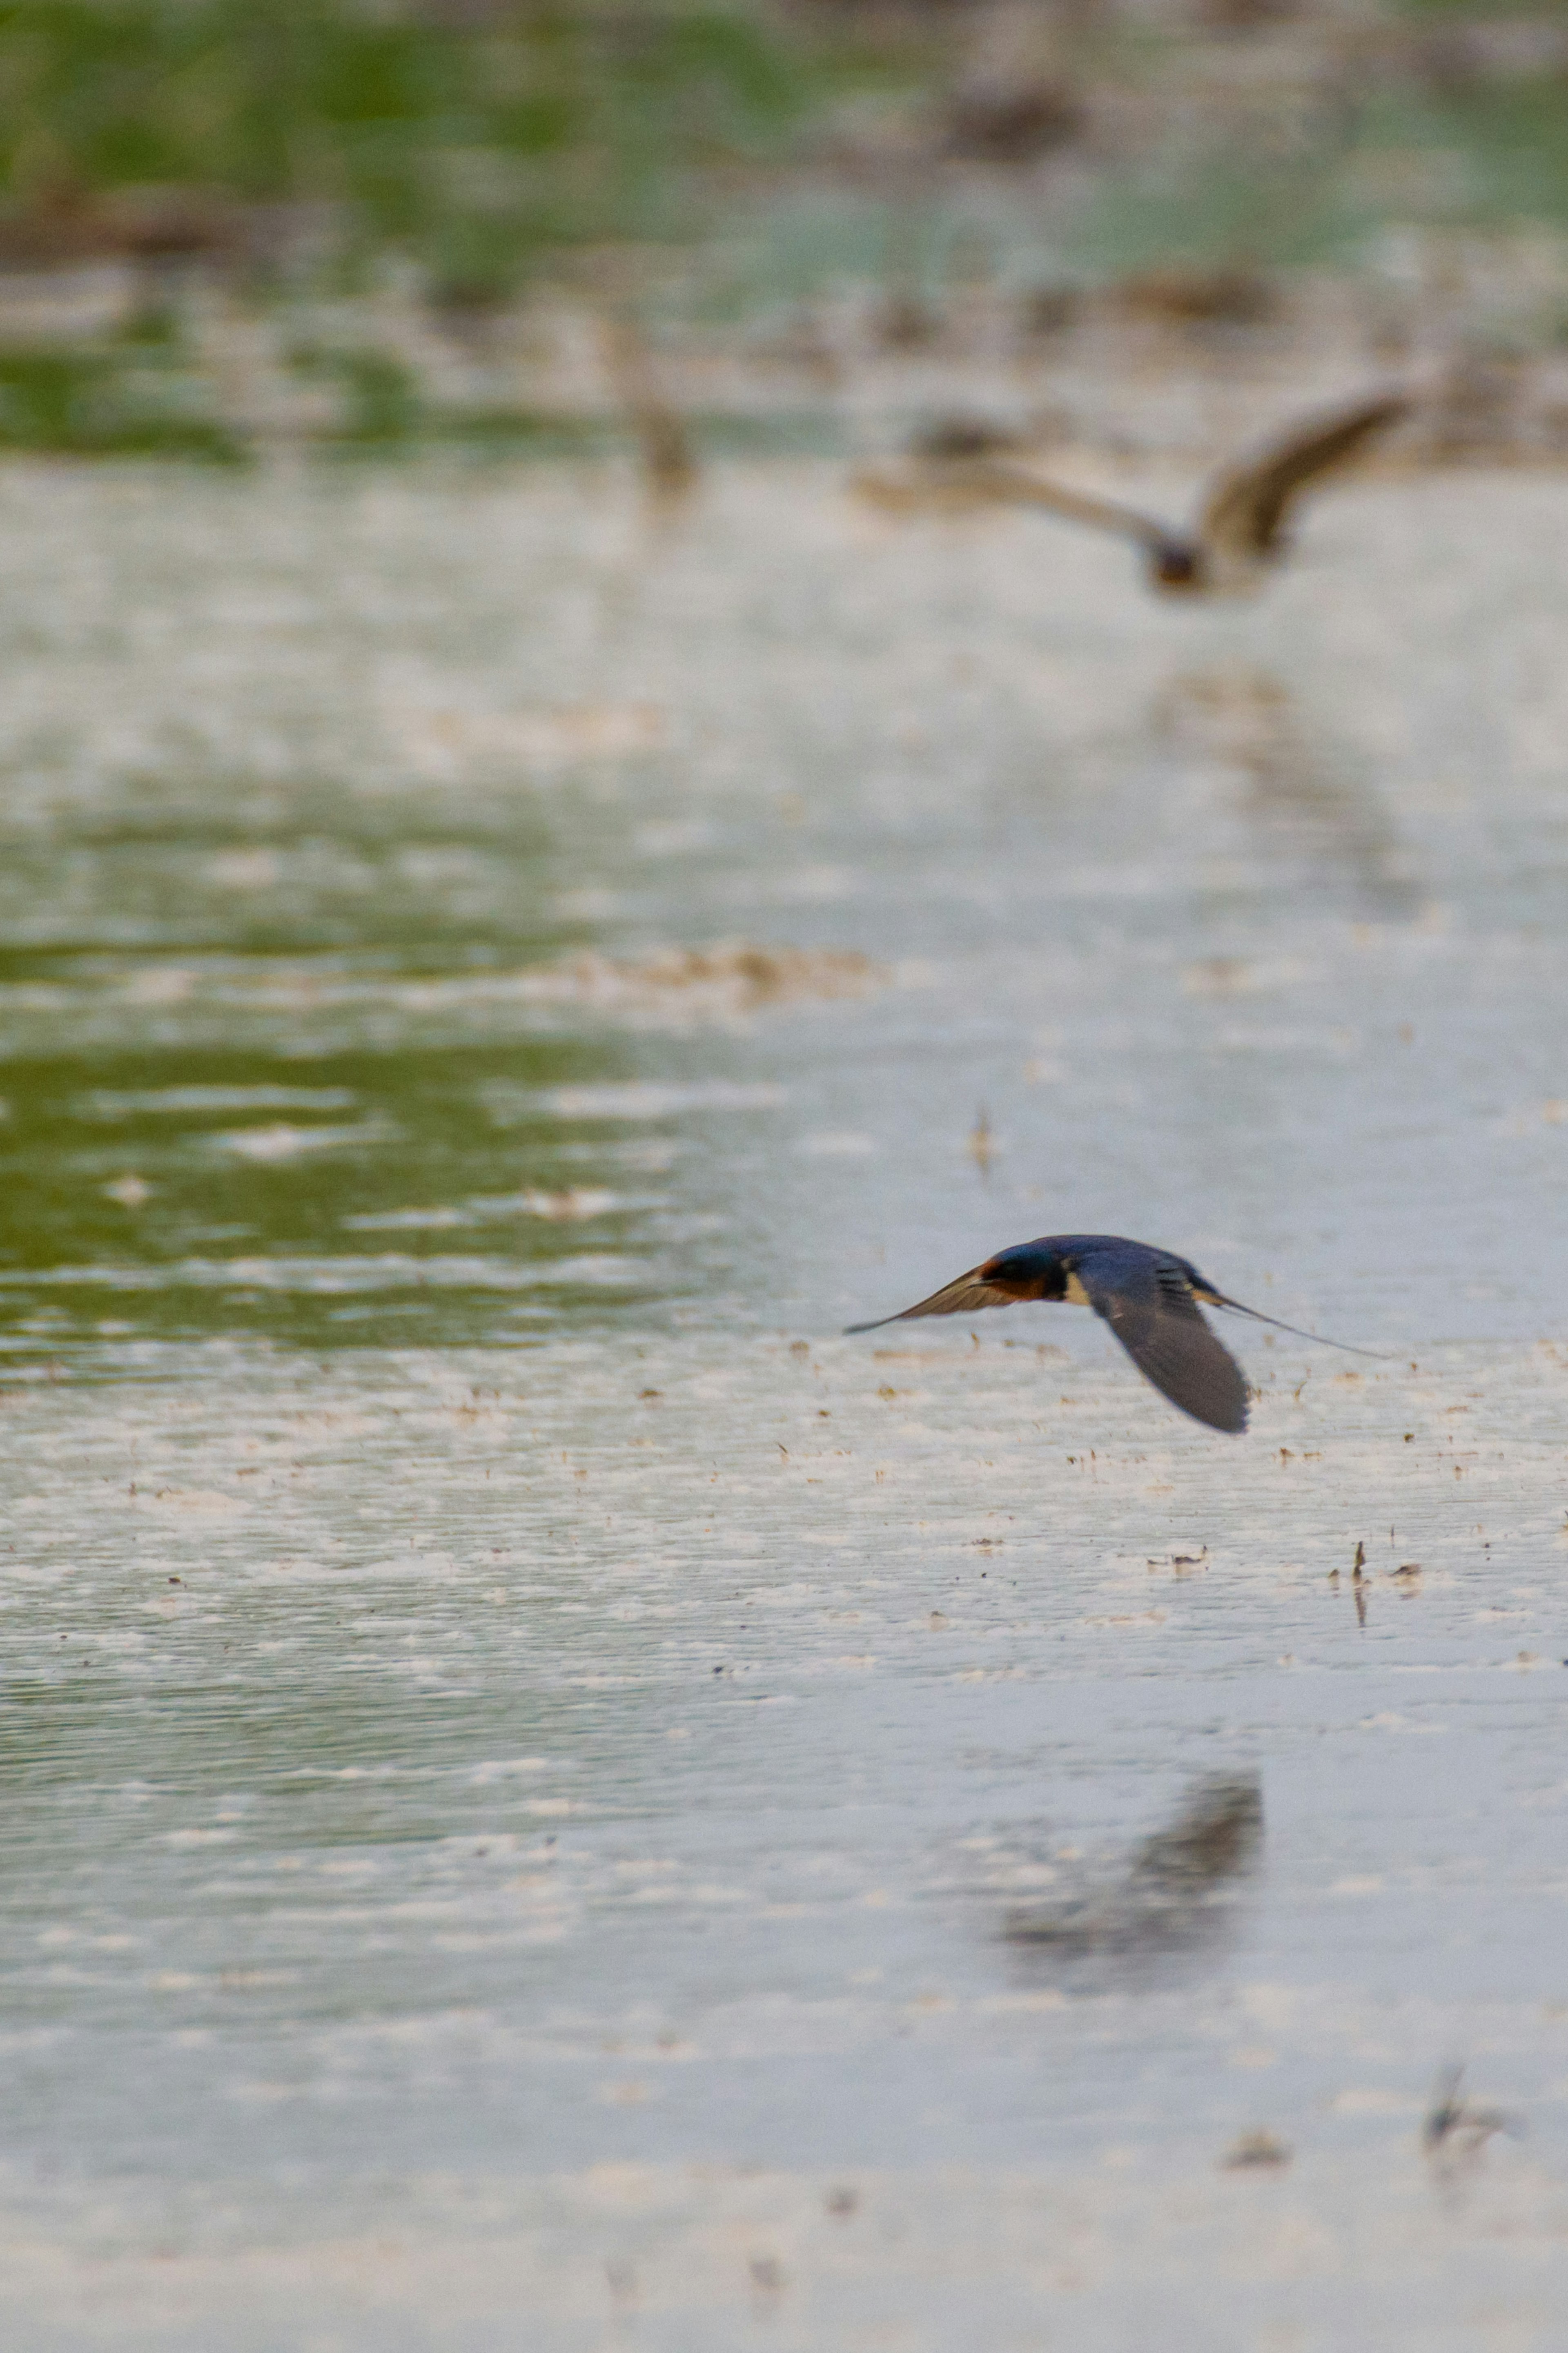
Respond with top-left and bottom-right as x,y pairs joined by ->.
5,455 -> 1568,2348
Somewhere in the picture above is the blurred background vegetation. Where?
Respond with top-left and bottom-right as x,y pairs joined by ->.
0,0 -> 1566,455
0,0 -> 815,288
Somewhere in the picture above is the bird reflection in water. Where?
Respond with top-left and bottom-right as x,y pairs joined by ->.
1151,665 -> 1417,917
1421,2063 -> 1524,2183
1000,1773 -> 1263,1985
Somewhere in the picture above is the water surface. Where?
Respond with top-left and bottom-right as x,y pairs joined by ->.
4,456 -> 1568,2349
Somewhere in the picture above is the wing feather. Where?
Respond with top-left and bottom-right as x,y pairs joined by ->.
947,458 -> 1175,553
1198,393 -> 1408,561
849,464 -> 1011,517
845,1265 -> 1024,1334
1074,1252 -> 1249,1433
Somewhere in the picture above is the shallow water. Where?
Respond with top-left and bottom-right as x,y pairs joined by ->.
4,455 -> 1568,2348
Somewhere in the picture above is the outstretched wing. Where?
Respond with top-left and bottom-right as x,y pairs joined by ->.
845,1263 -> 1024,1334
850,464 -> 1009,516
1074,1251 -> 1249,1434
1199,392 -> 1408,561
854,453 -> 1174,554
946,457 -> 1176,555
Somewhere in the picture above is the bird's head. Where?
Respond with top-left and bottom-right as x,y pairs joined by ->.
977,1240 -> 1068,1301
1151,540 -> 1206,592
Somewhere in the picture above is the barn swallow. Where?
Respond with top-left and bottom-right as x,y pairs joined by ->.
846,1232 -> 1379,1434
860,391 -> 1408,594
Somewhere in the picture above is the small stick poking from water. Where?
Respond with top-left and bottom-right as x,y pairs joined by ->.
968,1105 -> 995,1175
601,313 -> 698,507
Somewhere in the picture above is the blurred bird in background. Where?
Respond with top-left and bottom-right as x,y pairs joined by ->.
856,391 -> 1410,594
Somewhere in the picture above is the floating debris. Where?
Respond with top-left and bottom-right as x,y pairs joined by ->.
1220,2130 -> 1292,2171
516,1189 -> 617,1223
940,4 -> 1082,164
102,1173 -> 154,1208
911,415 -> 1025,462
1114,266 -> 1277,328
497,942 -> 888,1020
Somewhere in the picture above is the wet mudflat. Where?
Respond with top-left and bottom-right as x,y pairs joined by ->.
3,455 -> 1568,2348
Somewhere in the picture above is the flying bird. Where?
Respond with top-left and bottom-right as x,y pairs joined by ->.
846,1232 -> 1378,1434
862,391 -> 1409,593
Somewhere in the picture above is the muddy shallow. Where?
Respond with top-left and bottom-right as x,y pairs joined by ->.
2,455 -> 1568,2348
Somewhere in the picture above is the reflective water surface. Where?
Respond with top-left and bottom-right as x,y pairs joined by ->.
4,457 -> 1568,2347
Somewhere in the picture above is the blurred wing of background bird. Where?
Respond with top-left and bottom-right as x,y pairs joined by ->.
1198,392 -> 1409,562
850,463 -> 1008,516
845,1262 -> 1025,1331
1074,1252 -> 1250,1433
942,457 -> 1174,556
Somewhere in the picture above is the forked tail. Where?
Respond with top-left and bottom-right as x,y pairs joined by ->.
1208,1293 -> 1390,1362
